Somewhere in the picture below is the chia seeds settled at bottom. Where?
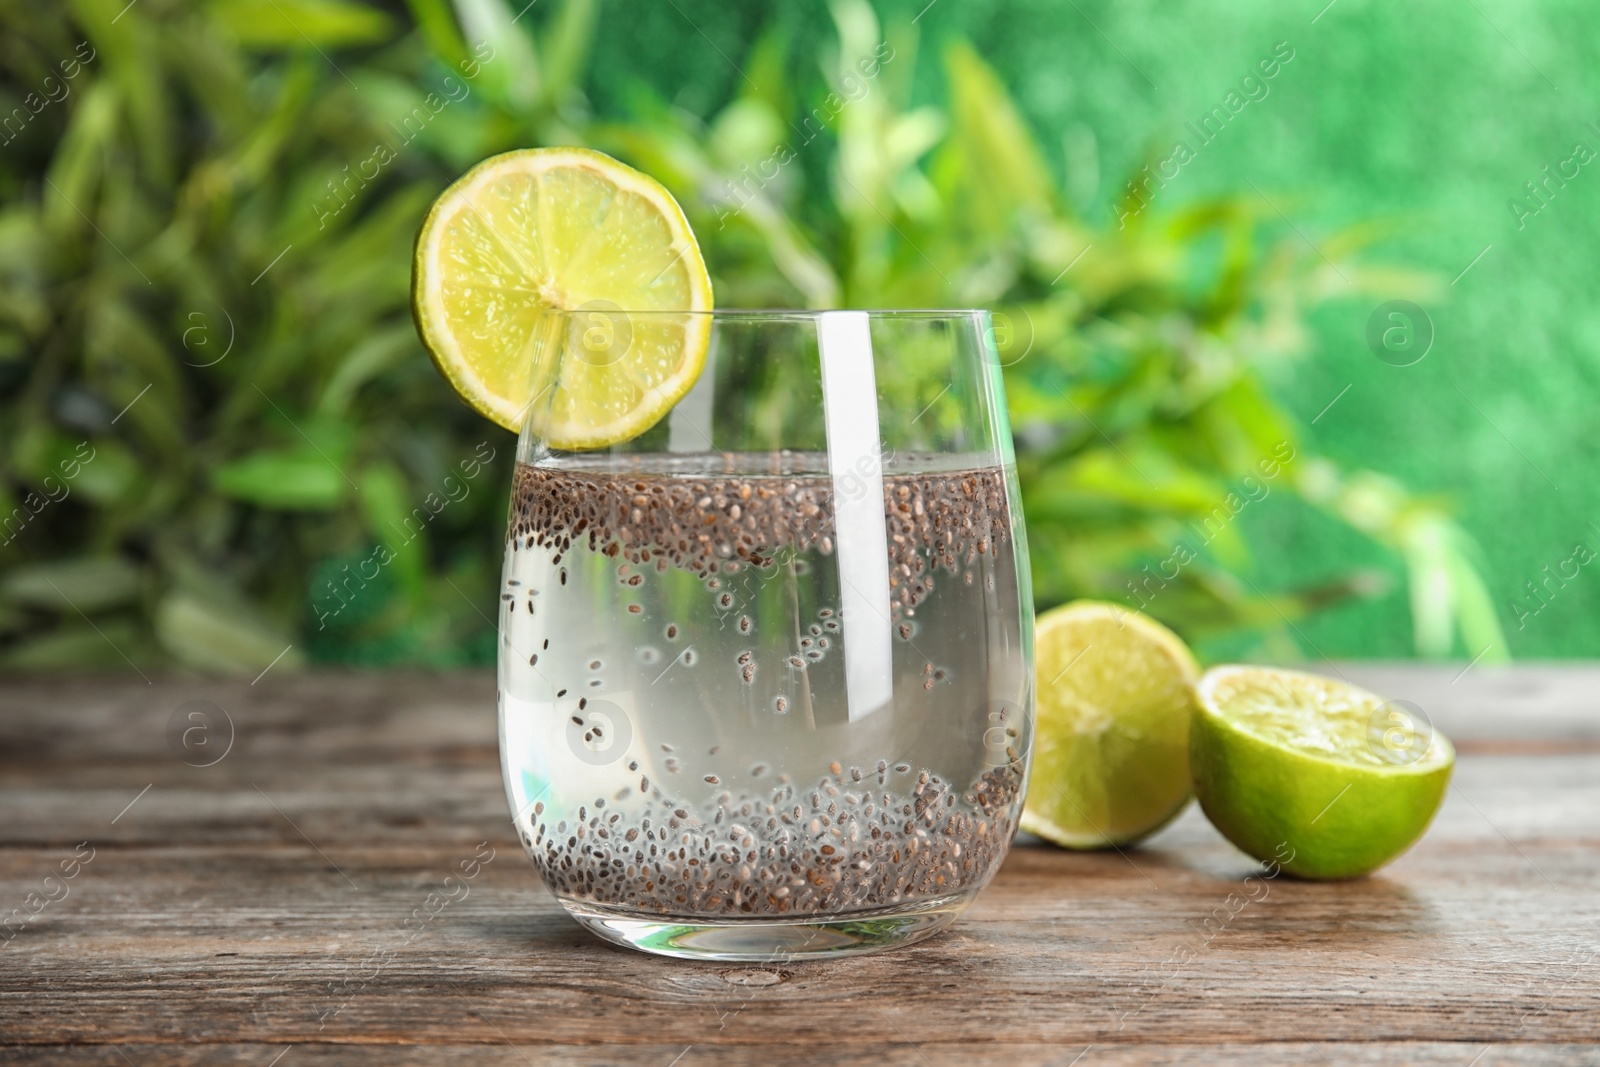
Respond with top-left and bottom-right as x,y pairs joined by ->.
521,758 -> 1023,918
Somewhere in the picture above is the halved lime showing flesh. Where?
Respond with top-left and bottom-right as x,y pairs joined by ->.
1192,665 -> 1454,879
411,148 -> 713,449
1021,601 -> 1199,849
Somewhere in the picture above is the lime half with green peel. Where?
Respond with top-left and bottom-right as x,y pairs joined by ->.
411,147 -> 714,449
1021,601 -> 1199,849
1192,665 -> 1455,879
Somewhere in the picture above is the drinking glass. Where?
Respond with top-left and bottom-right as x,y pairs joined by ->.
498,309 -> 1034,960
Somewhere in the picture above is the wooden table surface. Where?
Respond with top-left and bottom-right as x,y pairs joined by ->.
2,667 -> 1597,1065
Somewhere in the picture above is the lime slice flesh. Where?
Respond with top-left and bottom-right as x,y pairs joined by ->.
411,147 -> 713,449
1192,665 -> 1454,879
1021,601 -> 1199,849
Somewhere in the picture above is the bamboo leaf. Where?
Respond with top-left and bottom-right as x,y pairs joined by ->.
212,450 -> 346,510
538,0 -> 597,106
452,0 -> 540,109
69,0 -> 173,181
41,81 -> 116,238
1404,518 -> 1455,659
404,0 -> 470,67
205,0 -> 394,48
1441,525 -> 1510,663
357,461 -> 428,605
65,439 -> 142,505
154,590 -> 304,673
1,557 -> 140,612
0,622 -> 148,671
939,41 -> 1055,225
317,325 -> 419,417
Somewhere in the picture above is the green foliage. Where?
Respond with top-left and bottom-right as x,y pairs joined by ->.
0,0 -> 1503,673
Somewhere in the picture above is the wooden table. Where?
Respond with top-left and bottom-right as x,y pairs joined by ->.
2,667 -> 1596,1064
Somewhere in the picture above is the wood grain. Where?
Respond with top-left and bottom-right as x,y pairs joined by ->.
2,668 -> 1597,1064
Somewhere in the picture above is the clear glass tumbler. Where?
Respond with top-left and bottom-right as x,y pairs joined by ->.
498,309 -> 1034,960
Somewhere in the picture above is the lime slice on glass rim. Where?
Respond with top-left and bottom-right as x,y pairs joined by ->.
1020,601 -> 1200,849
1191,665 -> 1454,879
411,147 -> 714,449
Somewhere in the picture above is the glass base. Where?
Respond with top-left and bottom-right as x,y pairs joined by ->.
560,891 -> 974,961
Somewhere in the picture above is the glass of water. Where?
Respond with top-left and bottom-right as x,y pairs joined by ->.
498,309 -> 1034,960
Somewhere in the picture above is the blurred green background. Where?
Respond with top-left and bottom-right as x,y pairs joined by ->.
1,0 -> 1591,673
